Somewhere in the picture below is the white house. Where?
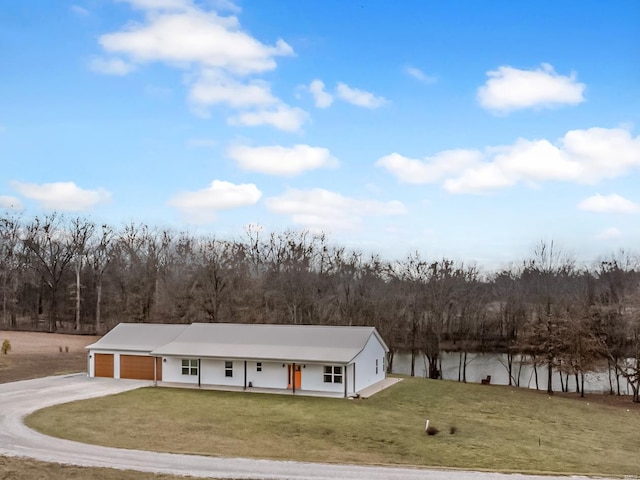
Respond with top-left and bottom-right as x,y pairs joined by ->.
86,323 -> 389,398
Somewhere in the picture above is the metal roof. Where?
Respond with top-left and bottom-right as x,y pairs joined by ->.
85,323 -> 189,352
87,322 -> 388,363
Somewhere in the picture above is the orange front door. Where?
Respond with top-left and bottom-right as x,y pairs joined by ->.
287,364 -> 302,389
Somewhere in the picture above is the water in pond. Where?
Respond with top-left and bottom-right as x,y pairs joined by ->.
391,351 -> 634,394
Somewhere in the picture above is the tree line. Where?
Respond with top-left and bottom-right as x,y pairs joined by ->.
1,212 -> 639,401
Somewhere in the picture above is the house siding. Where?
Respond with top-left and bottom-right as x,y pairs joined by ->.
162,357 -> 199,384
302,364 -> 344,394
245,361 -> 287,389
353,333 -> 387,392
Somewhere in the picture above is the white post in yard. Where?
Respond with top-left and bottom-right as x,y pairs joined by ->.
425,419 -> 429,432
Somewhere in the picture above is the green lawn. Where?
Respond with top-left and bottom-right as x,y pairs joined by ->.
0,456 -> 225,480
26,377 -> 640,476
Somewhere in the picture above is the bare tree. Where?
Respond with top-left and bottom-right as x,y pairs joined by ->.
69,217 -> 95,331
87,224 -> 115,332
23,214 -> 76,332
0,213 -> 23,328
491,265 -> 529,385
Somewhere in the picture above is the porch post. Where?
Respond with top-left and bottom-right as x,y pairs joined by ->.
153,356 -> 157,387
244,361 -> 247,390
344,364 -> 348,398
352,363 -> 356,397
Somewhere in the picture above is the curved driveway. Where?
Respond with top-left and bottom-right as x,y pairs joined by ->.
0,374 -> 613,480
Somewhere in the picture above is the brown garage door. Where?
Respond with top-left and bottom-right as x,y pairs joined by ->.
120,355 -> 161,380
94,353 -> 114,377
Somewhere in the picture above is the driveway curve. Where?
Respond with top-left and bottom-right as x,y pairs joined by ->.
0,375 -> 613,480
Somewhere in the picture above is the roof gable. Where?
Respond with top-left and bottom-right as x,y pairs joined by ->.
86,323 -> 189,352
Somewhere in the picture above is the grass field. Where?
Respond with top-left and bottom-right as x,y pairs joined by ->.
0,456 -> 233,480
0,330 -> 99,383
26,377 -> 640,477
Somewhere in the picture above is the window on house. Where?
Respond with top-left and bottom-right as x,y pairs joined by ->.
225,361 -> 233,377
376,358 -> 379,375
182,359 -> 198,376
256,362 -> 262,372
323,365 -> 342,383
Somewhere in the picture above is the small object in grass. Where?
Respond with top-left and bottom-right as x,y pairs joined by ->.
59,346 -> 63,353
1,339 -> 10,354
425,419 -> 429,432
426,426 -> 439,436
449,426 -> 457,435
65,346 -> 69,353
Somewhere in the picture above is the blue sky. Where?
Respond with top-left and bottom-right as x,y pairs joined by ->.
1,0 -> 639,267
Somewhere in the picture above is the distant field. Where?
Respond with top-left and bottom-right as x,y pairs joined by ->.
0,331 -> 99,383
27,376 -> 640,477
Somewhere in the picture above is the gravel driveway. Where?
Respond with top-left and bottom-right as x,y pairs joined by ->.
0,374 -> 615,480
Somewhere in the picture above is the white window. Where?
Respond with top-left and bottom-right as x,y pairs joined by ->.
225,361 -> 233,377
376,358 -> 379,374
323,365 -> 342,384
256,362 -> 262,372
182,359 -> 198,376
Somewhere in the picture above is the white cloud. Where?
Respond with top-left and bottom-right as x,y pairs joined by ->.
307,79 -> 333,108
186,70 -> 307,129
168,180 -> 261,223
0,196 -> 23,210
335,82 -> 387,109
597,227 -> 623,240
11,181 -> 111,211
88,57 -> 136,75
228,105 -> 308,132
95,3 -> 299,131
404,66 -> 437,84
578,193 -> 640,213
376,150 -> 482,184
378,127 -> 640,194
227,144 -> 338,176
265,188 -> 406,232
477,63 -> 585,113
99,8 -> 292,75
71,5 -> 90,16
188,70 -> 278,109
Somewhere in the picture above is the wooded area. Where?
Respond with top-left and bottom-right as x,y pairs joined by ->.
1,212 -> 639,400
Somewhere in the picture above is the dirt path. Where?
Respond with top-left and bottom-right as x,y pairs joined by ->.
0,375 -> 616,480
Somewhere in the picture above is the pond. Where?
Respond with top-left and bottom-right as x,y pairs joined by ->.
391,351 -> 634,394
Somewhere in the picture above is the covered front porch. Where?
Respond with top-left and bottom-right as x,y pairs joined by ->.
156,376 -> 402,399
156,381 -> 346,398
159,357 -> 352,397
